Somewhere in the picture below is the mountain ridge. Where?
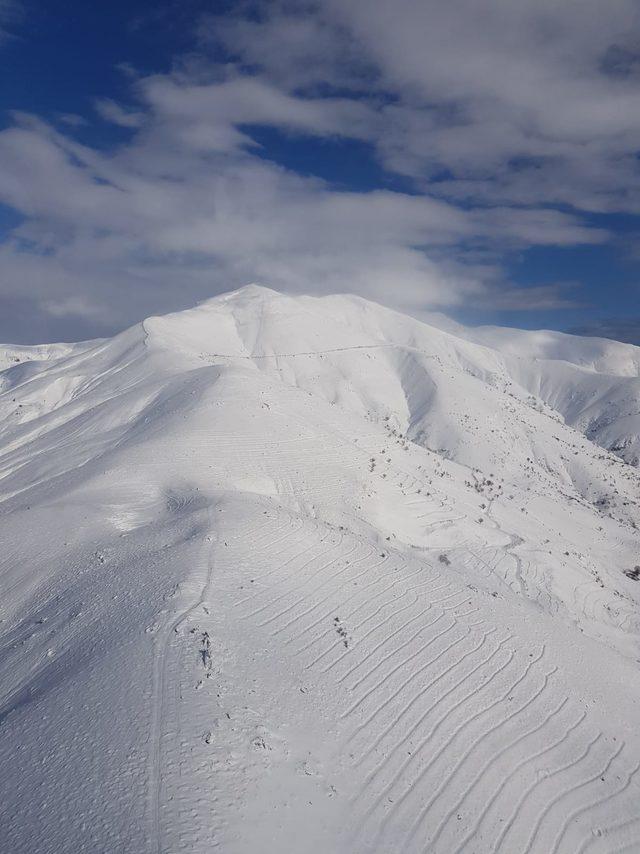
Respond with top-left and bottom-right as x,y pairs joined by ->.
0,285 -> 639,853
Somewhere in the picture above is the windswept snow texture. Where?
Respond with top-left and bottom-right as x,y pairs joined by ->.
1,284 -> 640,854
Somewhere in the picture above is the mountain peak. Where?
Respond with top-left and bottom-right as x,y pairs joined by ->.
2,283 -> 640,853
201,282 -> 285,307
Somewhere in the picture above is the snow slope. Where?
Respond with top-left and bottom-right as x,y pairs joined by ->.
0,284 -> 639,854
425,313 -> 640,466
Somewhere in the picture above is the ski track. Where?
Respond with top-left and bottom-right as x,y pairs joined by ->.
147,516 -> 217,854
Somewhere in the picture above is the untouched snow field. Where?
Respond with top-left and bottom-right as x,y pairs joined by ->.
1,284 -> 639,853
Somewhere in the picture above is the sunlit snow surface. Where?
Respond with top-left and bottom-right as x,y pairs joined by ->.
1,285 -> 639,853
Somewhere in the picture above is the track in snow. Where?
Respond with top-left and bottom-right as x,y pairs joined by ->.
203,505 -> 640,854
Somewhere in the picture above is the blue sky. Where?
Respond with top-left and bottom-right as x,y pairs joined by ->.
1,0 -> 640,342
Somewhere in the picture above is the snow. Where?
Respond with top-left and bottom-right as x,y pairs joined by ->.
0,284 -> 639,853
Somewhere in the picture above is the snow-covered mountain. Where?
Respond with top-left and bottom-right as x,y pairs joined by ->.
1,284 -> 639,854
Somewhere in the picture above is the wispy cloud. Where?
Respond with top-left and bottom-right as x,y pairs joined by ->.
0,0 -> 636,339
0,0 -> 23,44
478,283 -> 584,311
215,0 -> 640,213
94,98 -> 145,129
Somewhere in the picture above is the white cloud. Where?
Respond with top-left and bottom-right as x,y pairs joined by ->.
95,98 -> 145,129
214,0 -> 640,213
0,99 -> 603,334
0,0 -> 632,339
